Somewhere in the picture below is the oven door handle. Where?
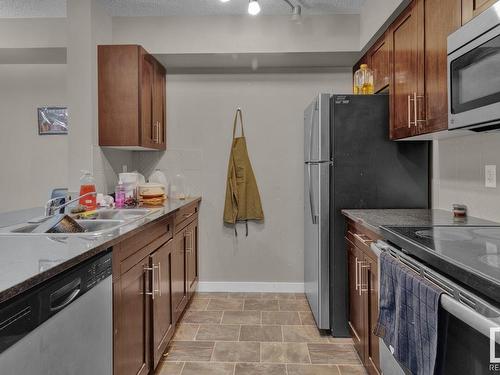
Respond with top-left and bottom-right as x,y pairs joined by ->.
441,295 -> 500,344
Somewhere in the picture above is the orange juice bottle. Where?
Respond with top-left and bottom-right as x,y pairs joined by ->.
79,170 -> 97,210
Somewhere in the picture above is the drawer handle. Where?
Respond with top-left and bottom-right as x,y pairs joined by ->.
353,232 -> 373,246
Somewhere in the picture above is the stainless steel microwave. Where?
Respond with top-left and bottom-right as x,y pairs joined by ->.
448,2 -> 500,131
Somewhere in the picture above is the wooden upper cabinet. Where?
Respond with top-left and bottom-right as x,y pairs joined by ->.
368,33 -> 390,93
388,0 -> 424,140
462,0 -> 499,23
98,45 -> 166,151
422,0 -> 462,135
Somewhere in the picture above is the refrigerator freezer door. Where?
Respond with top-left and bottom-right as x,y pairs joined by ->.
304,94 -> 330,163
304,162 -> 330,329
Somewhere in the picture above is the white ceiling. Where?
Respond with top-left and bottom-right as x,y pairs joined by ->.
0,0 -> 366,18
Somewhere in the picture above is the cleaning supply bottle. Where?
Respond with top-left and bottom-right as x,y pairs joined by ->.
353,64 -> 374,95
79,170 -> 97,210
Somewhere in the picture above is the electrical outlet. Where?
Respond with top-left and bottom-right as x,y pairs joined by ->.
485,165 -> 496,188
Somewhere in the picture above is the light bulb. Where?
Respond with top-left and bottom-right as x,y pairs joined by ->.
248,0 -> 261,15
220,0 -> 230,2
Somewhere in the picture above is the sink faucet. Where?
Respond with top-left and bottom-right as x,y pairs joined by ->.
45,192 -> 97,217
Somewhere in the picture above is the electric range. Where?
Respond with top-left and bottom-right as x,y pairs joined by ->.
381,225 -> 500,304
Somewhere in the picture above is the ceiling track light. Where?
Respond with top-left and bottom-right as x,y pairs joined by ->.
282,0 -> 302,19
248,0 -> 261,15
219,0 -> 230,3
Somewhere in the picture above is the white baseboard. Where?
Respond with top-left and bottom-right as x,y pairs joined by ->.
197,282 -> 305,293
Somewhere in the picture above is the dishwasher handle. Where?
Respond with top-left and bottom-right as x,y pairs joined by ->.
49,278 -> 81,312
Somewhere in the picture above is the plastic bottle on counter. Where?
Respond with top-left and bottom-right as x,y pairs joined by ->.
79,170 -> 97,210
115,182 -> 126,209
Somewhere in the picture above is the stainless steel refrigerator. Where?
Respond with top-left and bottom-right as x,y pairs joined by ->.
304,94 -> 429,336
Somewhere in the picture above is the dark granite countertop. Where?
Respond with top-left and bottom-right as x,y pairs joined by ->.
0,197 -> 201,304
342,209 -> 499,235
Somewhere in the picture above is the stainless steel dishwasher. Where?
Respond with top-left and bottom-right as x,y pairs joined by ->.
0,250 -> 112,375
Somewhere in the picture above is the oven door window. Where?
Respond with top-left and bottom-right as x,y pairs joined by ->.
451,34 -> 500,114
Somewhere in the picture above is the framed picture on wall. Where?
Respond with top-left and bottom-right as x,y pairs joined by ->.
38,106 -> 68,135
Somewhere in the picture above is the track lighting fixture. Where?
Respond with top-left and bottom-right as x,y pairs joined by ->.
248,0 -> 261,15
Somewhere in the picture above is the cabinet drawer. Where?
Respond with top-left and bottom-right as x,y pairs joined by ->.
174,202 -> 198,233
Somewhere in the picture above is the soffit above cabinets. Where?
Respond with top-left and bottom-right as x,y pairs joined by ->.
0,0 -> 366,18
154,52 -> 359,74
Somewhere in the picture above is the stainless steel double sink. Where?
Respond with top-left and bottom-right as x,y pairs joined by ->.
0,208 -> 158,237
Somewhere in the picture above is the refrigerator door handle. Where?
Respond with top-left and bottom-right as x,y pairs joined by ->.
308,102 -> 316,162
308,164 -> 319,225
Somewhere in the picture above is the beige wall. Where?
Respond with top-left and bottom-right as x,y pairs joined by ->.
135,72 -> 352,286
112,15 -> 360,54
359,0 -> 405,49
432,134 -> 500,222
0,64 -> 68,212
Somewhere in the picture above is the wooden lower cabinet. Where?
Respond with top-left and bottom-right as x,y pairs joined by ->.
347,242 -> 366,363
171,229 -> 188,323
150,240 -> 175,368
113,201 -> 200,375
113,255 -> 151,375
345,220 -> 381,375
186,218 -> 199,298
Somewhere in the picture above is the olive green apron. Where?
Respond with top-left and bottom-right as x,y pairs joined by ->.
223,109 -> 264,236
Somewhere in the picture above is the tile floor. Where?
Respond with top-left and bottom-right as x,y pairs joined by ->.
156,292 -> 366,375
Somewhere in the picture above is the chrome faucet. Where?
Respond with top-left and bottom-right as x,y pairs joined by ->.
44,192 -> 97,217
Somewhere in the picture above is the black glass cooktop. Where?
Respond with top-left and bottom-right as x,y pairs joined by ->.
381,225 -> 500,303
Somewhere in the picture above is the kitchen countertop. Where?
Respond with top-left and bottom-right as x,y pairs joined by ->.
342,208 -> 499,235
0,197 -> 201,304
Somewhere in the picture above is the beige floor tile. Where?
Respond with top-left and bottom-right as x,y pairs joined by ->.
329,337 -> 354,345
282,326 -> 330,343
279,300 -> 311,312
212,341 -> 260,362
181,362 -> 235,375
260,293 -> 297,300
173,324 -> 199,341
234,363 -> 287,375
195,292 -> 229,298
221,311 -> 261,324
228,292 -> 263,299
206,298 -> 244,311
286,364 -> 341,375
261,342 -> 310,364
244,299 -> 280,311
187,299 -> 209,311
338,365 -> 368,375
299,311 -> 316,325
195,324 -> 241,341
262,311 -> 301,325
182,311 -> 223,324
156,362 -> 184,375
239,325 -> 282,342
165,341 -> 214,362
308,344 -> 361,365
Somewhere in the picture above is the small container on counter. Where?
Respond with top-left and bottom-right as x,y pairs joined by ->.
115,183 -> 126,208
452,204 -> 467,218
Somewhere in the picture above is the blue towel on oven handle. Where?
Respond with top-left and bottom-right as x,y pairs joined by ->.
374,251 -> 443,375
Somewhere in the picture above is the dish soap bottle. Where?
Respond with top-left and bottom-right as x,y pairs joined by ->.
353,64 -> 374,95
79,170 -> 97,210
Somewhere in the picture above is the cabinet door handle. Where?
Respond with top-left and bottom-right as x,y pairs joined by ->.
144,265 -> 155,300
355,257 -> 360,291
353,232 -> 373,246
415,94 -> 426,129
157,262 -> 162,297
413,92 -> 417,128
360,263 -> 371,294
407,94 -> 412,128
